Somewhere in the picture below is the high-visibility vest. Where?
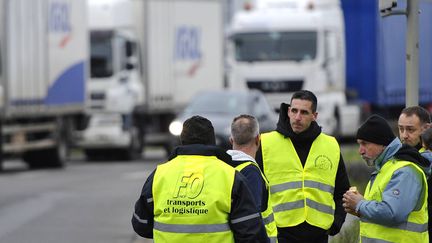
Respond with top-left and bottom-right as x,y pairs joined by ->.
236,162 -> 278,243
261,132 -> 340,229
152,155 -> 235,243
360,160 -> 428,243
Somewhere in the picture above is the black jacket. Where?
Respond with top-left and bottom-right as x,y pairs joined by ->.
132,144 -> 269,243
256,103 -> 350,242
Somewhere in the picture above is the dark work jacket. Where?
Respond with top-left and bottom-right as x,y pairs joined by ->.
226,150 -> 268,212
132,144 -> 269,243
256,103 -> 350,242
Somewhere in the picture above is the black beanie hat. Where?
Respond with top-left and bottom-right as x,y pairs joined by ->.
181,115 -> 216,145
356,115 -> 395,146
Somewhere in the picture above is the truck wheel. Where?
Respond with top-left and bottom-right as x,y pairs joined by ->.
23,138 -> 67,169
23,119 -> 68,169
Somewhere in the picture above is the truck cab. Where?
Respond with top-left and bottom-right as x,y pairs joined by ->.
73,0 -> 145,160
226,0 -> 360,136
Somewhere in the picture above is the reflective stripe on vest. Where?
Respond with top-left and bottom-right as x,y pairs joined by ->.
154,221 -> 230,233
235,161 -> 278,241
261,132 -> 340,229
153,155 -> 235,243
360,160 -> 428,243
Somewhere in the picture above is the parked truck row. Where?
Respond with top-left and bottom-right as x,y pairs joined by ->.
0,0 -> 225,169
1,0 -> 431,170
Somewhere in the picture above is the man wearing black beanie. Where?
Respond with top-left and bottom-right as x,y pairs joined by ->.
343,114 -> 430,242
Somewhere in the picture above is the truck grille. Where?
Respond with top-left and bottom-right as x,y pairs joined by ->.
90,92 -> 106,100
247,80 -> 303,93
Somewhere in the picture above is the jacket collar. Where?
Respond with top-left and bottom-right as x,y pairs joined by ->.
168,144 -> 232,164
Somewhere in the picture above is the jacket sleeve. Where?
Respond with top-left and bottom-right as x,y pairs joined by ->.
240,164 -> 265,211
356,166 -> 423,226
131,170 -> 155,238
230,171 -> 269,243
328,153 -> 350,236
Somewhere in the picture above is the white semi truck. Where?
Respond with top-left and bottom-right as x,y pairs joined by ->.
0,0 -> 88,169
73,0 -> 145,160
74,0 -> 224,157
226,0 -> 360,137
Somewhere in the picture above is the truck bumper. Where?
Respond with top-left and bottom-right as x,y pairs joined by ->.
73,114 -> 131,149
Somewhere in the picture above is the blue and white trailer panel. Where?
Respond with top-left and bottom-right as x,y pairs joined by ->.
1,0 -> 87,117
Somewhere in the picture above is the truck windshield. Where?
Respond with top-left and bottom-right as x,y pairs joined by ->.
90,31 -> 114,78
232,31 -> 317,62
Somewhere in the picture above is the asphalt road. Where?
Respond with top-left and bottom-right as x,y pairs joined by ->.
0,148 -> 165,243
0,145 -> 360,243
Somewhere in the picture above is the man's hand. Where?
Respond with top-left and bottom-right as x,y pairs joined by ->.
342,188 -> 364,217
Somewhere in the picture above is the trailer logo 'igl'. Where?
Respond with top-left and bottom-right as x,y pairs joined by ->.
174,26 -> 202,77
49,2 -> 72,48
173,172 -> 204,199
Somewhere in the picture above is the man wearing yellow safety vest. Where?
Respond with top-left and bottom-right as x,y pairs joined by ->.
397,106 -> 432,241
255,90 -> 350,242
226,114 -> 278,243
131,115 -> 269,243
343,114 -> 430,242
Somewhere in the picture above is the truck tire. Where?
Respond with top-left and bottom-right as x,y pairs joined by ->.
23,137 -> 67,169
23,118 -> 68,169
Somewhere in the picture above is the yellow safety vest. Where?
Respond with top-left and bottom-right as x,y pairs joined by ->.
261,132 -> 340,229
360,160 -> 428,243
152,154 -> 235,243
235,162 -> 278,243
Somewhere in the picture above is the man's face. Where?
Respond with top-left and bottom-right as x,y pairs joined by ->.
357,139 -> 385,166
398,113 -> 427,147
288,99 -> 317,134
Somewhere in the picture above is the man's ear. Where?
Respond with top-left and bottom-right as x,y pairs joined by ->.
255,134 -> 260,146
313,111 -> 318,121
229,137 -> 234,145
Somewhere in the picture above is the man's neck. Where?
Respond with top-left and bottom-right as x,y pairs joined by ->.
233,145 -> 256,159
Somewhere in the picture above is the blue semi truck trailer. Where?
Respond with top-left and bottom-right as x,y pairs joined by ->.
342,0 -> 432,118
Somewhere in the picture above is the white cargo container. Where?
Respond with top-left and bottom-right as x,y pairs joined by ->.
140,0 -> 224,151
75,0 -> 224,157
226,0 -> 360,137
0,0 -> 88,169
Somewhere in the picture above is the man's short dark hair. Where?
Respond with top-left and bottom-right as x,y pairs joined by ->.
231,114 -> 259,146
400,106 -> 431,124
421,127 -> 432,150
180,115 -> 216,145
290,90 -> 318,112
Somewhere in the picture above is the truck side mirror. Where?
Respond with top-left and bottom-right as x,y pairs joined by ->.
125,41 -> 135,57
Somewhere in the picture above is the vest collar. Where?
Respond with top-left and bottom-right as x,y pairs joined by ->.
168,144 -> 232,164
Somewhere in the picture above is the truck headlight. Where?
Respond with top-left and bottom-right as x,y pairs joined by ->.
169,120 -> 183,136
